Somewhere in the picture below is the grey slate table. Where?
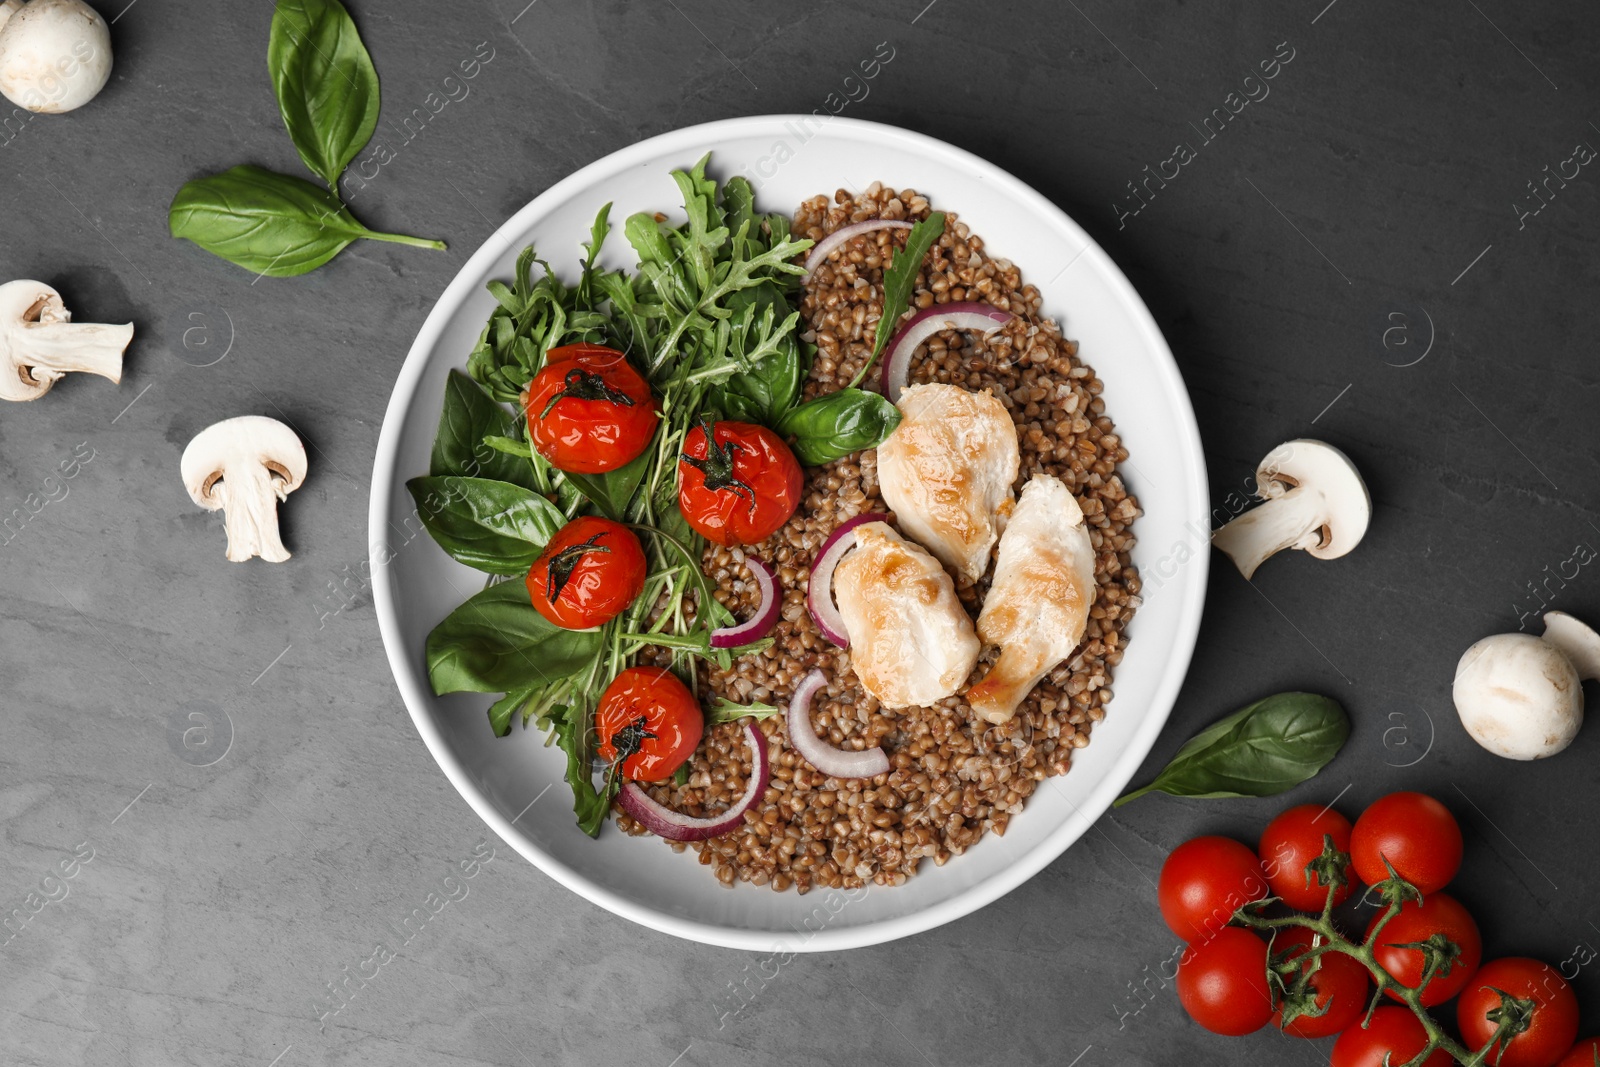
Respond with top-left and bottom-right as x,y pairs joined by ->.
3,2 -> 1598,1065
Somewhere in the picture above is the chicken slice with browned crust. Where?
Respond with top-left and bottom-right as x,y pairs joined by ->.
834,522 -> 981,709
968,474 -> 1096,724
876,383 -> 1020,584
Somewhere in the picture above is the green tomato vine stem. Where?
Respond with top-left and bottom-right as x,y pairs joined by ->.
1228,839 -> 1532,1067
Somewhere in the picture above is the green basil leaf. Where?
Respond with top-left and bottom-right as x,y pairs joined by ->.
168,165 -> 444,276
1114,692 -> 1350,807
430,369 -> 536,488
562,446 -> 652,522
775,387 -> 903,466
268,0 -> 380,190
425,579 -> 604,695
406,476 -> 564,575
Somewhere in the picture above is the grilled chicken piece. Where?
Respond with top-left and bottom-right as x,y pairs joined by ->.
834,522 -> 981,708
968,474 -> 1096,724
877,383 -> 1020,583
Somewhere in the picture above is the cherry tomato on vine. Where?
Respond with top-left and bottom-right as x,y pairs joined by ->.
1331,1007 -> 1453,1067
1259,803 -> 1357,911
595,666 -> 704,782
1175,927 -> 1274,1036
1366,891 -> 1482,1007
1158,836 -> 1268,944
1269,925 -> 1370,1039
1557,1038 -> 1600,1067
677,415 -> 803,546
1458,958 -> 1579,1067
524,343 -> 658,474
526,516 -> 646,630
1350,792 -> 1463,895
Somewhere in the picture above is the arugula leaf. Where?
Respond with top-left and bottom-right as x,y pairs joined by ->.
775,387 -> 903,466
852,212 -> 946,387
169,165 -> 444,277
425,579 -> 604,695
430,370 -> 536,488
707,697 -> 784,724
1115,692 -> 1350,806
268,0 -> 379,190
406,476 -> 565,575
548,700 -> 616,837
716,282 -> 806,424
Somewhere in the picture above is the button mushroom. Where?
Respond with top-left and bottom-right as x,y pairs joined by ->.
0,279 -> 132,401
1211,439 -> 1371,579
181,416 -> 308,563
1452,611 -> 1600,760
0,0 -> 114,114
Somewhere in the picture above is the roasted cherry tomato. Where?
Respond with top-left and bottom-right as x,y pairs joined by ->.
1331,1007 -> 1453,1067
596,666 -> 704,782
1557,1038 -> 1600,1067
1367,891 -> 1482,1007
677,415 -> 803,546
1458,958 -> 1580,1067
526,516 -> 646,630
524,343 -> 657,474
1350,791 -> 1463,895
1158,836 -> 1268,944
1259,803 -> 1357,911
1270,925 -> 1370,1039
1176,927 -> 1274,1036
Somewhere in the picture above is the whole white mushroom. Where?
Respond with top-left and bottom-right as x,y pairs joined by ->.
0,0 -> 113,114
1452,611 -> 1600,760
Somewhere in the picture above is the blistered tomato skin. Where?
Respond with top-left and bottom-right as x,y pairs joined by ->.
524,344 -> 658,475
678,417 -> 803,546
596,666 -> 705,782
526,516 -> 647,630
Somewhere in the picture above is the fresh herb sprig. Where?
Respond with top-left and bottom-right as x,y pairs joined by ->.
853,210 -> 947,387
169,0 -> 443,276
416,157 -> 828,834
766,211 -> 948,465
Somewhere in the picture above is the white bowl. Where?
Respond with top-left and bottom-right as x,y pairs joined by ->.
370,116 -> 1209,951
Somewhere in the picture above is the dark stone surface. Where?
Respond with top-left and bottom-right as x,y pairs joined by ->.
1,1 -> 1597,1064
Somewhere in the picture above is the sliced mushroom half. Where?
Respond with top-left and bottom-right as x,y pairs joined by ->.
181,416 -> 308,563
1211,439 -> 1370,580
0,279 -> 132,401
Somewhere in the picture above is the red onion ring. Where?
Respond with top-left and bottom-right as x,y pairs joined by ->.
880,302 -> 1014,403
805,512 -> 890,648
709,555 -> 779,649
801,219 -> 913,282
786,669 -> 889,780
618,720 -> 769,841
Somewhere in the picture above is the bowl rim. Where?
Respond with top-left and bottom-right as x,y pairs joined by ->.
369,114 -> 1209,951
